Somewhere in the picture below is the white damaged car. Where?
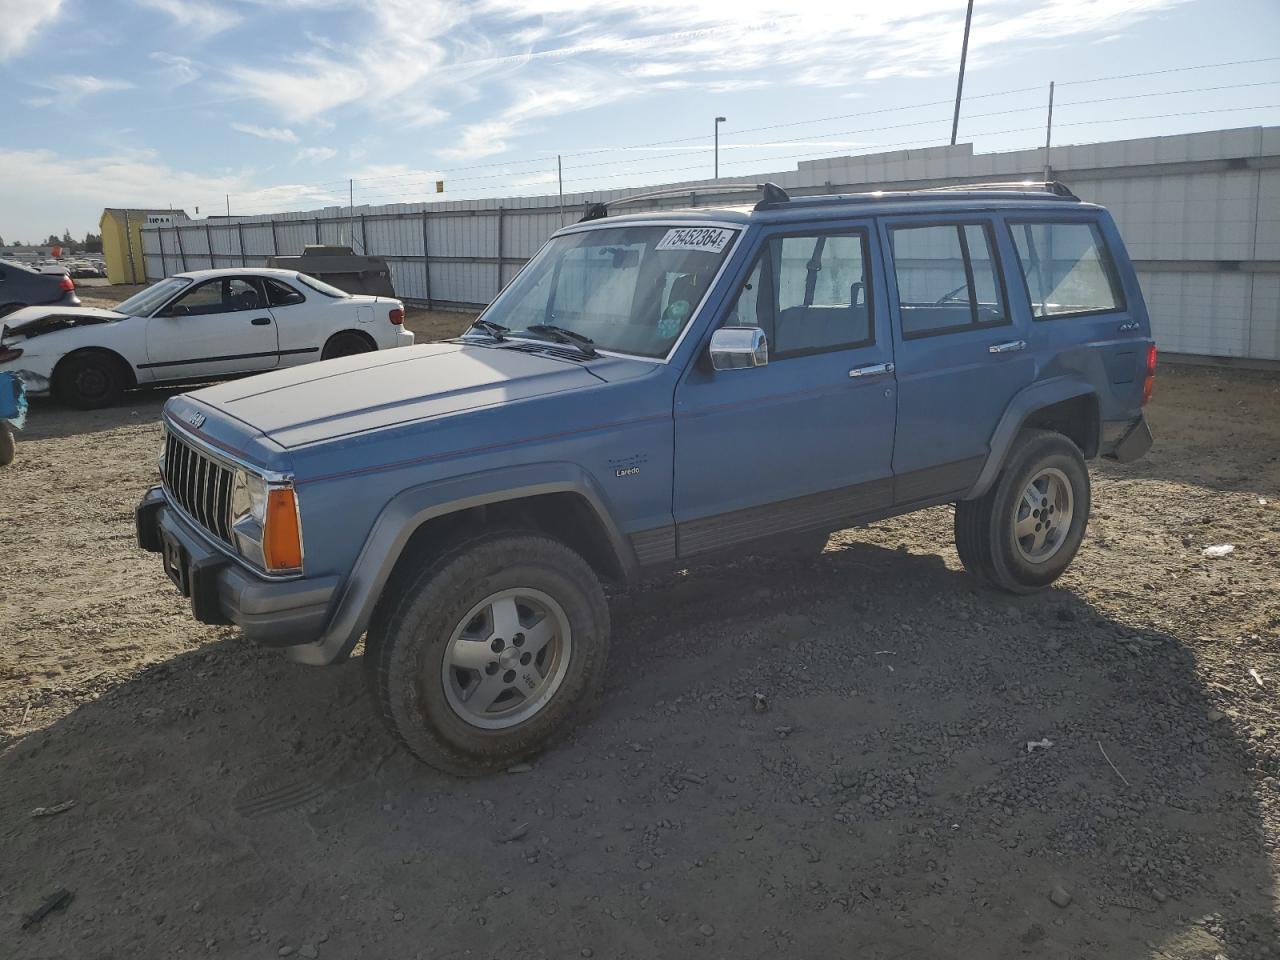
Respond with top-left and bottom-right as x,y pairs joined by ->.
0,268 -> 414,408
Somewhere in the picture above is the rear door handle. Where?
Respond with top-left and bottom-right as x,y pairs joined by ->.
989,339 -> 1026,354
251,317 -> 272,326
848,362 -> 895,378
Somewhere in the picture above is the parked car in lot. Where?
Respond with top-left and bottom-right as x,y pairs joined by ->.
0,259 -> 80,317
0,268 -> 412,408
137,181 -> 1155,775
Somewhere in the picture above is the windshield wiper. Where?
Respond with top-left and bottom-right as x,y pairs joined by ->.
467,318 -> 510,341
524,324 -> 598,358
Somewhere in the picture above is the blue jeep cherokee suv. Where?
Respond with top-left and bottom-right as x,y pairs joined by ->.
137,181 -> 1155,773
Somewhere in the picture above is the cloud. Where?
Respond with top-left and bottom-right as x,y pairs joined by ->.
295,146 -> 338,163
219,0 -> 461,121
150,52 -> 201,85
25,75 -> 135,109
0,0 -> 64,59
135,0 -> 241,36
231,123 -> 301,143
0,146 -> 329,236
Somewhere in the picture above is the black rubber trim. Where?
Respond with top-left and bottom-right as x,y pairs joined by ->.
137,347 -> 318,370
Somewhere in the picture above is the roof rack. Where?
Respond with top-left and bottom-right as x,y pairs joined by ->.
577,182 -> 792,222
753,179 -> 1079,211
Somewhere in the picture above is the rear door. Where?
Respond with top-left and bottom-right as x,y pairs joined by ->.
142,276 -> 279,381
880,215 -> 1035,504
260,276 -> 325,366
673,219 -> 897,558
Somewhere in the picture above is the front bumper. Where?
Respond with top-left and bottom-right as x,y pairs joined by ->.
136,485 -> 340,650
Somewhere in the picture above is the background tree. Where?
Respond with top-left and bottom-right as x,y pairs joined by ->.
82,232 -> 103,253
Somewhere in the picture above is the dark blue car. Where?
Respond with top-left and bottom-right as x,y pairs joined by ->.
137,181 -> 1155,774
0,259 -> 80,317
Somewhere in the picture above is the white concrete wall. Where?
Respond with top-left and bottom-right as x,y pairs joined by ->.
140,125 -> 1280,362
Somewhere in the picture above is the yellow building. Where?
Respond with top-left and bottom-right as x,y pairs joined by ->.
99,208 -> 188,285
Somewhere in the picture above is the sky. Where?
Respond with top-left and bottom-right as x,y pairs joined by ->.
1,0 -> 1278,242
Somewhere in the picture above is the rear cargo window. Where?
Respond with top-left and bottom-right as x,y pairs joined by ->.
1010,221 -> 1123,318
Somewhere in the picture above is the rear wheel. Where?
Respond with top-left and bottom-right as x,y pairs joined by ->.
364,531 -> 610,775
53,350 -> 126,409
954,429 -> 1090,593
0,423 -> 13,466
321,331 -> 374,360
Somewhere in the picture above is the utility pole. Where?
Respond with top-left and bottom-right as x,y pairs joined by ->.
557,155 -> 565,225
1043,81 -> 1056,182
225,194 -> 230,217
348,179 -> 354,250
950,0 -> 975,146
714,116 -> 726,180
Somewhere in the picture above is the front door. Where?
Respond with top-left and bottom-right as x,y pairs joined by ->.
880,216 -> 1036,504
143,276 -> 279,381
673,220 -> 897,558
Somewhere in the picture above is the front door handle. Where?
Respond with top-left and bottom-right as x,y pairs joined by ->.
848,362 -> 895,378
988,339 -> 1027,354
251,317 -> 272,326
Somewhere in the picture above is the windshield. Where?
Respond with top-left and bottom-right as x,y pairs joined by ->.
297,273 -> 351,298
115,277 -> 192,316
480,224 -> 739,358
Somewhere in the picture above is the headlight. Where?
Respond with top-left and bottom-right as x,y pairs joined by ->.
230,469 -> 303,573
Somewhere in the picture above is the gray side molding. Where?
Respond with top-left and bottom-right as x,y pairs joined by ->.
285,461 -> 637,665
963,377 -> 1097,501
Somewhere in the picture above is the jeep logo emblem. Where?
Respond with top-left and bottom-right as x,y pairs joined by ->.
182,410 -> 206,429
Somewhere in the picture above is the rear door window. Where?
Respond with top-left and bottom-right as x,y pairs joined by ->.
1009,221 -> 1123,318
889,223 -> 1008,337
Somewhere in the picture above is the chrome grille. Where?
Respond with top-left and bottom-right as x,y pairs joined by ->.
163,428 -> 234,543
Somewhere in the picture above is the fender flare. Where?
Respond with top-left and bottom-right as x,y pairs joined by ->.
964,376 -> 1097,501
286,460 -> 636,665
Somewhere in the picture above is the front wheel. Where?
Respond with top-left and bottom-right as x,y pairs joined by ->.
53,350 -> 126,409
954,429 -> 1090,593
364,532 -> 611,775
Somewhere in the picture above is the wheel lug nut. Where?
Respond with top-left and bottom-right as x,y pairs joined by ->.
513,633 -> 525,647
503,669 -> 516,684
491,638 -> 504,652
520,652 -> 532,665
485,662 -> 498,675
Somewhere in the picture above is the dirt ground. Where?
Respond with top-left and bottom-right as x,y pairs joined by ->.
1,299 -> 1278,957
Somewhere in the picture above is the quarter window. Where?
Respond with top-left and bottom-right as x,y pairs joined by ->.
263,277 -> 306,307
890,223 -> 1007,337
1010,221 -> 1122,318
726,230 -> 873,358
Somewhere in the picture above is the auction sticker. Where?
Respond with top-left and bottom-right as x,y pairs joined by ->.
655,227 -> 734,254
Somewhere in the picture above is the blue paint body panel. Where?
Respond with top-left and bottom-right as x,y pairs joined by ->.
144,188 -> 1155,664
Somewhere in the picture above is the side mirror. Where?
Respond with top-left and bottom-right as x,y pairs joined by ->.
709,326 -> 768,370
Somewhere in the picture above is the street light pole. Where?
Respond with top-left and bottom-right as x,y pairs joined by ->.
714,116 -> 726,180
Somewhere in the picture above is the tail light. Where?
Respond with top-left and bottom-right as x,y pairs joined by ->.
1141,342 -> 1157,405
59,274 -> 75,292
389,306 -> 404,326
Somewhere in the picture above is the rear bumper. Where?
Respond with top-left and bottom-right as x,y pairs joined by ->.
1102,412 -> 1153,463
135,485 -> 341,652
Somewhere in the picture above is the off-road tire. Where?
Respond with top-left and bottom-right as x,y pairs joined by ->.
321,331 -> 375,360
53,350 -> 126,409
955,429 -> 1090,593
363,531 -> 611,775
0,422 -> 13,466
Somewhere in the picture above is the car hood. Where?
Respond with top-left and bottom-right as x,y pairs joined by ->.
1,306 -> 123,341
186,341 -> 652,450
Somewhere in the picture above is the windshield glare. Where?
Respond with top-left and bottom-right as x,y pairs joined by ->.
115,277 -> 192,316
481,224 -> 739,358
